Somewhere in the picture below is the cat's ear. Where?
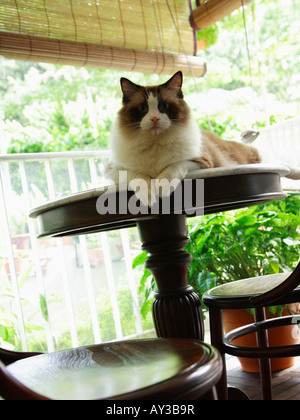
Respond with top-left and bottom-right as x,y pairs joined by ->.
120,78 -> 141,103
163,71 -> 183,98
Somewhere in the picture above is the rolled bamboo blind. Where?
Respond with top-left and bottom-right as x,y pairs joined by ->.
190,0 -> 252,30
0,0 -> 206,77
0,32 -> 207,77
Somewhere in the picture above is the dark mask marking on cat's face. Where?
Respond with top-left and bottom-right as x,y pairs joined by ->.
118,72 -> 190,136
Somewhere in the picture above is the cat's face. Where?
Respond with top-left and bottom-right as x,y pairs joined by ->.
118,72 -> 190,138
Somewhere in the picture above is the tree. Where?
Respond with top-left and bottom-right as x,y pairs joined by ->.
196,0 -> 300,130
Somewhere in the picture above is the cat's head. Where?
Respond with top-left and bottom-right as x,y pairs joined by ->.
118,71 -> 190,138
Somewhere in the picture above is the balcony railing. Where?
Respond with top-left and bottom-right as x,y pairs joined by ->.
254,117 -> 300,191
0,150 -> 153,353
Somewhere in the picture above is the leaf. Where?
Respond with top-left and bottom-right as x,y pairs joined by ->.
132,251 -> 148,269
267,305 -> 286,316
19,262 -> 34,288
0,325 -> 8,341
140,277 -> 156,320
269,259 -> 280,274
39,294 -> 49,322
197,271 -> 217,295
235,215 -> 258,226
24,322 -> 44,331
138,269 -> 152,293
140,297 -> 153,320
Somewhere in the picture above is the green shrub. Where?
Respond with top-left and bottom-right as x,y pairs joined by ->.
135,194 -> 300,316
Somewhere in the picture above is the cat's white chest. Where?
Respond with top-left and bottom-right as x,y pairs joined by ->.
110,116 -> 202,178
129,143 -> 173,177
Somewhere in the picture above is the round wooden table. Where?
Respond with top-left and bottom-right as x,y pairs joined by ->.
30,164 -> 289,341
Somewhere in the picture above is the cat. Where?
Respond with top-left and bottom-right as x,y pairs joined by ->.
106,71 -> 261,206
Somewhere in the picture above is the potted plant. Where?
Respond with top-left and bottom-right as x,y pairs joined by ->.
134,194 -> 300,372
188,194 -> 300,372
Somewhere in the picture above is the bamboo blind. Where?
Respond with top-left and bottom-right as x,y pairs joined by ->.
0,0 -> 206,77
190,0 -> 252,30
0,31 -> 206,77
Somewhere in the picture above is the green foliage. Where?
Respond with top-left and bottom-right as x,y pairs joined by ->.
0,261 -> 48,352
136,194 -> 300,316
187,194 -> 300,309
197,115 -> 240,138
193,0 -> 300,136
196,24 -> 219,49
204,0 -> 300,99
0,282 -> 154,352
132,252 -> 156,320
1,64 -> 121,153
0,62 -> 172,154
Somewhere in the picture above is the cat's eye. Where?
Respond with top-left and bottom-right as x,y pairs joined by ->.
158,101 -> 169,113
138,103 -> 148,114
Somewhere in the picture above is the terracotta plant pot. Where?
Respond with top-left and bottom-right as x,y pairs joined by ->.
223,305 -> 300,373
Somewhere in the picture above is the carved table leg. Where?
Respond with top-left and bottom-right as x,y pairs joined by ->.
137,214 -> 204,340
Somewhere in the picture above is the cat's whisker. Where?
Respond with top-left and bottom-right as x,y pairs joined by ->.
126,129 -> 144,142
123,122 -> 141,129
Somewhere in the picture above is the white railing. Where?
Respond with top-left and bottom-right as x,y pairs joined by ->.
255,117 -> 300,191
256,117 -> 300,168
0,151 -> 153,353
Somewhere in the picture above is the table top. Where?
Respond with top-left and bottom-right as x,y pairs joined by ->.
29,164 -> 289,238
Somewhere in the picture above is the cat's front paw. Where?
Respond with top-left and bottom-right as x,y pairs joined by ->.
154,177 -> 182,198
155,166 -> 187,199
129,177 -> 157,207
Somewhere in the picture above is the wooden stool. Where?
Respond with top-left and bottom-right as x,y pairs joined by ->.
0,339 -> 222,400
203,264 -> 300,400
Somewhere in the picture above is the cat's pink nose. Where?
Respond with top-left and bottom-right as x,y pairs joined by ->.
151,116 -> 160,123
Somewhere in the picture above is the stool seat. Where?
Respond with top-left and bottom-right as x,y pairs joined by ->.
0,339 -> 222,400
204,272 -> 300,309
209,273 -> 289,298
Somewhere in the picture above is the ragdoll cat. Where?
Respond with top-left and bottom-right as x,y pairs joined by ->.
106,71 -> 261,206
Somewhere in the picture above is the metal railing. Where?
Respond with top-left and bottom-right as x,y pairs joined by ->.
0,151 -> 152,353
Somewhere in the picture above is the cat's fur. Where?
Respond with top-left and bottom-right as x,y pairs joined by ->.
107,71 -> 261,205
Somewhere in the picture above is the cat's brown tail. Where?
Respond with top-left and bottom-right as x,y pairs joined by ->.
248,146 -> 261,164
